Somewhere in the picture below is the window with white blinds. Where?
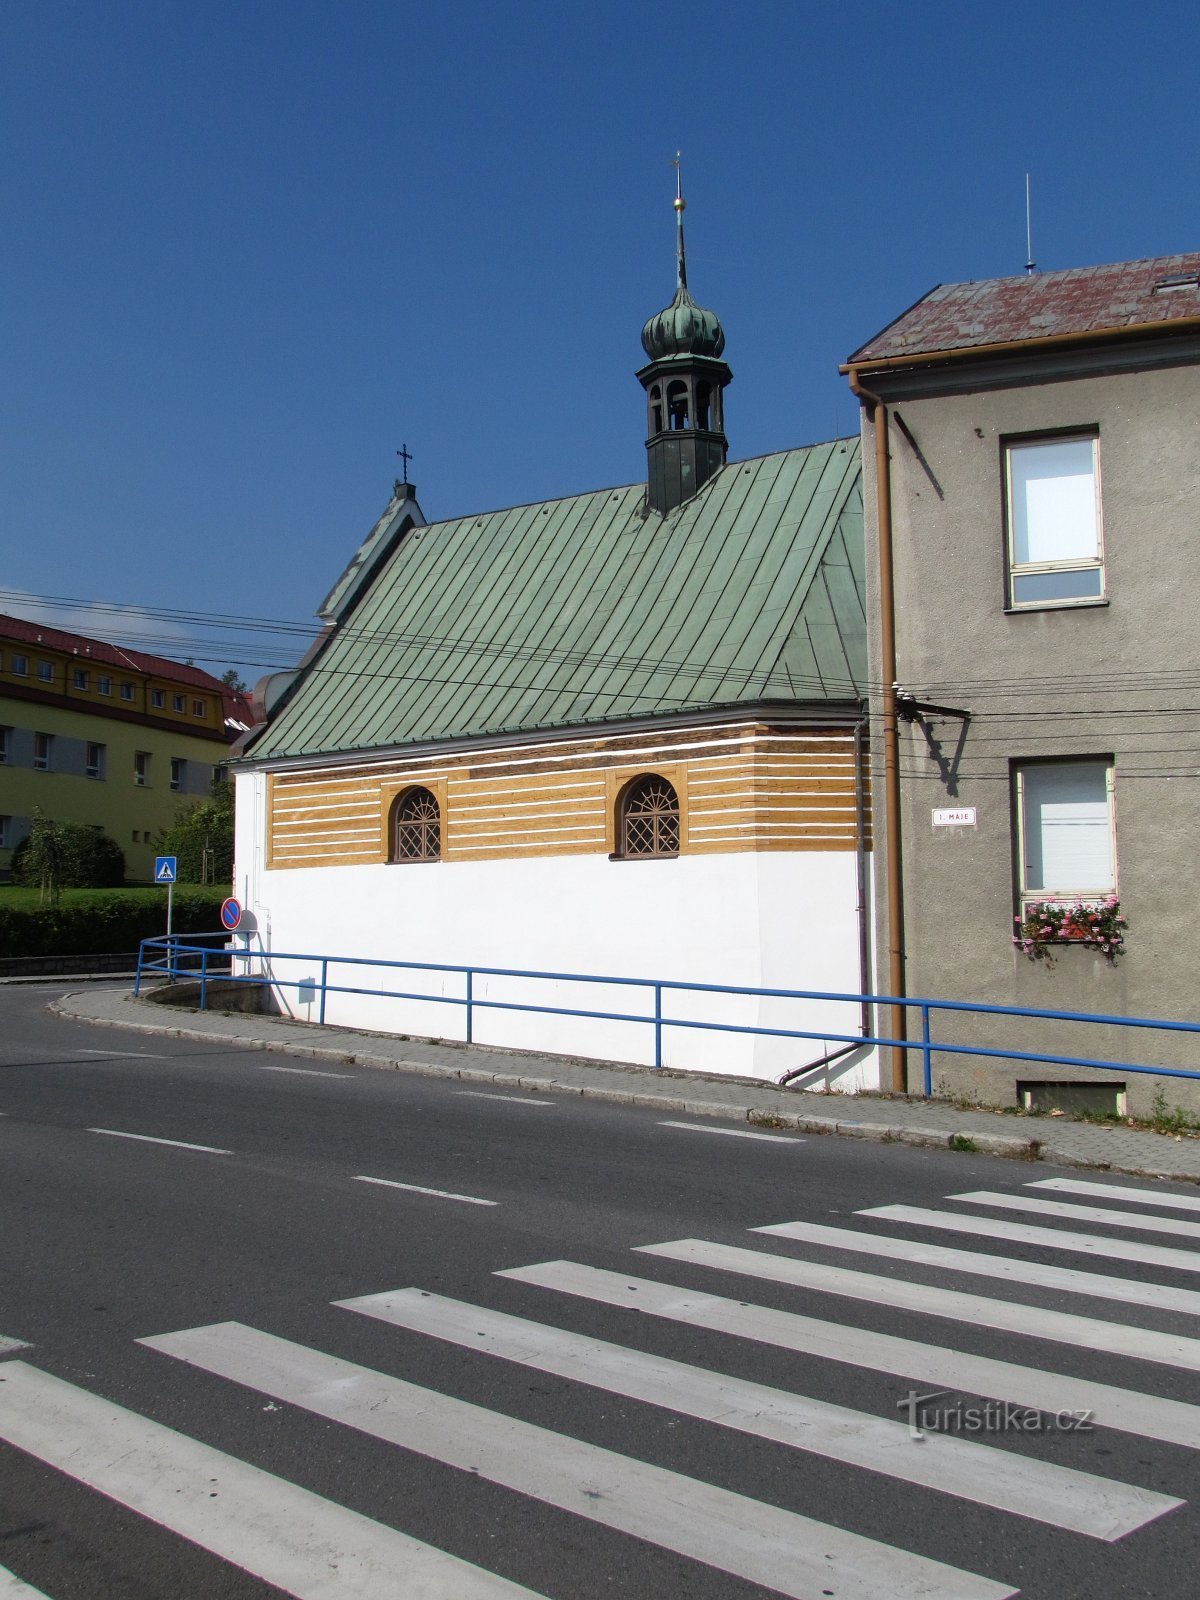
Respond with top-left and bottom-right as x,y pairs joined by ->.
1006,434 -> 1104,606
1017,760 -> 1115,900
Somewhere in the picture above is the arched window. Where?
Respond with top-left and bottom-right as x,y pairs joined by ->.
620,774 -> 680,858
389,786 -> 441,862
650,383 -> 663,434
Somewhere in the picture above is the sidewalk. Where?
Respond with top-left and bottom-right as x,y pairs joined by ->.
51,983 -> 1200,1185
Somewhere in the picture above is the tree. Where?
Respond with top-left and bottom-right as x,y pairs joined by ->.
12,812 -> 125,899
220,667 -> 248,692
156,773 -> 234,884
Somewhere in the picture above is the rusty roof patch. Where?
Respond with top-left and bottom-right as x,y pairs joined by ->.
848,252 -> 1200,365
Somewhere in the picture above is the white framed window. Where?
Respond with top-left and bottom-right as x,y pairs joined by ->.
11,654 -> 27,676
33,732 -> 52,771
37,660 -> 54,682
97,675 -> 111,695
0,727 -> 8,764
192,698 -> 206,717
1005,433 -> 1104,607
120,682 -> 135,701
170,757 -> 185,791
150,689 -> 165,709
73,668 -> 89,690
1016,759 -> 1115,903
172,693 -> 186,712
134,751 -> 150,786
86,742 -> 105,780
0,816 -> 8,849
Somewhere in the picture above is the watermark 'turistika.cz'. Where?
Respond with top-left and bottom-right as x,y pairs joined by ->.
897,1390 -> 1094,1441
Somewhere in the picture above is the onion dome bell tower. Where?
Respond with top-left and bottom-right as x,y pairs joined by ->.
637,161 -> 732,514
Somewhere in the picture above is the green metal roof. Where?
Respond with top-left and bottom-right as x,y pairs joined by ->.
246,440 -> 865,763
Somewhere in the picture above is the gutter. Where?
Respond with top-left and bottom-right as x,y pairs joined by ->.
847,368 -> 907,1093
839,312 -> 1200,379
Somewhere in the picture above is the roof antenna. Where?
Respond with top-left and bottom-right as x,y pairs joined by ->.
1024,172 -> 1036,275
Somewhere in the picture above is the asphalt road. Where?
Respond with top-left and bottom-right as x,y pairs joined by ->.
1,982 -> 1199,1599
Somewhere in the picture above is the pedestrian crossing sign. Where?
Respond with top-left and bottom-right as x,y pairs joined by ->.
154,856 -> 177,884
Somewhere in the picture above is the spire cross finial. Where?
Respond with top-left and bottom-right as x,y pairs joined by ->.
395,442 -> 412,484
671,149 -> 687,291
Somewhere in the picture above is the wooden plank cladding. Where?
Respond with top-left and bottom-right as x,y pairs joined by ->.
265,721 -> 870,869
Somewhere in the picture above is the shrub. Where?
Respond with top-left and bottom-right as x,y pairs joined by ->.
0,887 -> 226,958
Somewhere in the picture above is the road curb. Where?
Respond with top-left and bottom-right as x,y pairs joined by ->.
46,991 -> 1199,1181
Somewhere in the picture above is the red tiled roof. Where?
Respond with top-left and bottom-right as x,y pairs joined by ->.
847,252 -> 1200,365
0,611 -> 230,694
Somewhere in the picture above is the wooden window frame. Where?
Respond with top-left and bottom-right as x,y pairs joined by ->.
605,764 -> 687,858
380,776 -> 449,864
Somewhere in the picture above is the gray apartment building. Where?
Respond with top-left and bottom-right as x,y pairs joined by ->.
844,253 -> 1200,1112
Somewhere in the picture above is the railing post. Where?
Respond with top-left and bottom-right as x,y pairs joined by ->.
319,958 -> 328,1025
466,968 -> 473,1044
199,949 -> 209,1012
921,1002 -> 933,1097
654,982 -> 663,1070
134,943 -> 144,996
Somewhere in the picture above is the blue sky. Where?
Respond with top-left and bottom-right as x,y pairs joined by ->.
2,0 -> 1195,683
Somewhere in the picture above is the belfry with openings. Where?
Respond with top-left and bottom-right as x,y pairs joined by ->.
233,174 -> 873,1085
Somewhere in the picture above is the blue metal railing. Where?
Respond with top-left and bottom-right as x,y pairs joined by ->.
134,933 -> 1200,1095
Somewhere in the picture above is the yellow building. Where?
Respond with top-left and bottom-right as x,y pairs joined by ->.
0,613 -> 249,882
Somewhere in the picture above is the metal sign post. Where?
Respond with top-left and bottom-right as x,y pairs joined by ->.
155,856 -> 178,943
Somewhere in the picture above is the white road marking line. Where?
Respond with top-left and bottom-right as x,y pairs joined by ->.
657,1121 -> 803,1142
142,1321 -> 1016,1600
861,1204 -> 1200,1275
339,1286 -> 1177,1540
0,1361 -> 542,1600
948,1190 -> 1200,1242
1030,1178 -> 1200,1212
260,1066 -> 350,1079
0,1336 -> 31,1358
499,1260 -> 1200,1450
353,1175 -> 497,1207
77,1049 -> 167,1059
754,1218 -> 1200,1317
455,1092 -> 555,1106
0,1563 -> 53,1598
638,1237 -> 1200,1375
87,1128 -> 231,1155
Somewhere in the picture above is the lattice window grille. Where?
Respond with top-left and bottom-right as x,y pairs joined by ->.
391,788 -> 441,861
622,776 -> 680,858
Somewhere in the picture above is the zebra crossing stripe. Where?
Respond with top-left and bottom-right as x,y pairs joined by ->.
0,1563 -> 52,1598
1029,1178 -> 1200,1212
860,1205 -> 1200,1275
338,1286 -> 1179,1540
752,1219 -> 1200,1317
950,1190 -> 1200,1241
0,1361 -> 545,1600
141,1320 -> 1017,1600
637,1238 -> 1200,1374
498,1261 -> 1200,1450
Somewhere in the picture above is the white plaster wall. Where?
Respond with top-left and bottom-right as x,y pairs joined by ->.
234,805 -> 877,1084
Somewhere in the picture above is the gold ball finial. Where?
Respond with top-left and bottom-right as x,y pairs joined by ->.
673,195 -> 686,213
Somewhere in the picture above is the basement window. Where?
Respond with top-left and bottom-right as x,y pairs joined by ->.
1019,1081 -> 1127,1117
